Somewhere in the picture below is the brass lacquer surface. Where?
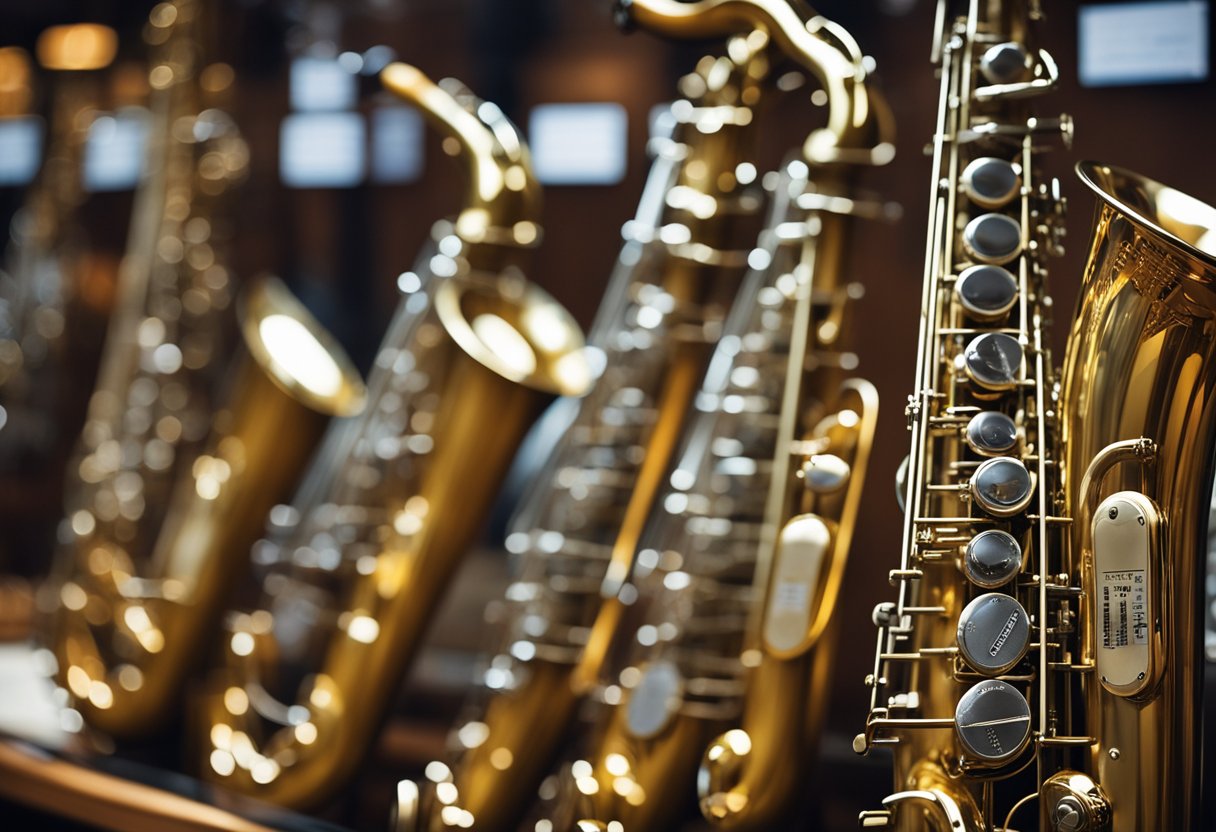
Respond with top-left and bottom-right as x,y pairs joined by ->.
1058,162 -> 1216,831
380,63 -> 541,255
197,63 -> 588,810
44,0 -> 366,739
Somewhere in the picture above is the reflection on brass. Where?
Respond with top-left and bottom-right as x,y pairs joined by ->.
399,2 -> 892,831
196,63 -> 588,810
0,739 -> 281,832
46,0 -> 364,739
858,2 -> 1216,831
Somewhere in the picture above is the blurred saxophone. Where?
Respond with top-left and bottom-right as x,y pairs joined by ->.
854,1 -> 1216,829
197,63 -> 590,810
534,7 -> 892,831
0,29 -> 116,573
46,0 -> 366,739
401,2 -> 890,830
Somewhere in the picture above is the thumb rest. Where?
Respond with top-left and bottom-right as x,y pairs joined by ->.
196,63 -> 590,810
402,1 -> 895,830
856,1 -> 1216,830
45,0 -> 366,739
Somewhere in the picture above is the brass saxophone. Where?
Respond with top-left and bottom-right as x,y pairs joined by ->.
853,1 -> 1216,829
529,6 -> 894,831
0,27 -> 116,570
196,62 -> 589,810
855,0 -> 1071,826
399,2 -> 889,829
46,0 -> 366,739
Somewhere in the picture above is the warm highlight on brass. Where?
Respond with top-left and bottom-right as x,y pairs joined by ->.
45,0 -> 364,738
196,63 -> 589,810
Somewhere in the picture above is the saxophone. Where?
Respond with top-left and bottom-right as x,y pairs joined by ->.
400,2 -> 888,829
533,6 -> 893,831
0,27 -> 116,572
196,63 -> 589,810
856,1 -> 1216,829
46,0 -> 366,739
855,0 -> 1070,826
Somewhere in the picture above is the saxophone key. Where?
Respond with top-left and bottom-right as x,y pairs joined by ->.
954,264 -> 1019,321
964,410 -> 1018,455
799,453 -> 850,493
969,457 -> 1035,517
978,42 -> 1030,85
953,679 -> 1032,764
956,592 -> 1031,675
961,157 -> 1021,210
961,331 -> 1024,392
963,529 -> 1023,588
962,212 -> 1023,265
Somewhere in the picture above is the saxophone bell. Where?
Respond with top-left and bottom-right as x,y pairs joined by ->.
52,275 -> 365,736
1052,161 -> 1216,831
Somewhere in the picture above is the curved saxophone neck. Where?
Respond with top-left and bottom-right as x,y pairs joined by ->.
380,62 -> 541,248
619,0 -> 893,164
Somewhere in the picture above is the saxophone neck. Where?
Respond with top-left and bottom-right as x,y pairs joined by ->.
380,62 -> 542,251
620,0 -> 894,164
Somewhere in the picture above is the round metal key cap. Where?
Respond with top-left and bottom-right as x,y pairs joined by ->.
964,529 -> 1023,588
963,213 -> 1022,266
965,411 -> 1018,456
955,264 -> 1019,321
955,679 -> 1031,764
963,332 -> 1024,392
970,457 -> 1034,517
957,592 -> 1030,674
962,157 -> 1021,209
980,42 -> 1031,84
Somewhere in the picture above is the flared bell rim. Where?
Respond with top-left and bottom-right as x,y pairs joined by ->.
239,275 -> 367,417
1076,161 -> 1216,268
434,277 -> 592,397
